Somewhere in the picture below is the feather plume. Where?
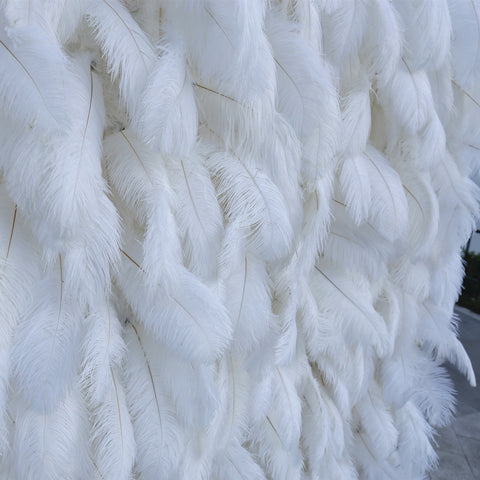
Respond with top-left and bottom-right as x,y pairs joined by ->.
115,241 -> 232,364
4,0 -> 85,44
310,260 -> 389,357
339,70 -> 371,156
86,0 -> 155,119
222,251 -> 273,354
381,62 -> 435,135
123,321 -> 184,478
165,147 -> 223,280
0,24 -> 72,134
395,0 -> 451,71
81,301 -> 125,405
266,8 -> 335,140
11,256 -> 82,413
9,384 -> 91,480
361,0 -> 402,86
136,45 -> 198,156
104,128 -> 182,285
88,366 -> 136,480
321,0 -> 369,66
207,150 -> 293,262
449,0 -> 480,89
0,189 -> 40,452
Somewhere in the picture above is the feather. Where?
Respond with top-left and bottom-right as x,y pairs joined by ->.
162,0 -> 275,106
104,128 -> 182,286
0,52 -> 120,291
339,70 -> 371,156
394,402 -> 437,478
361,0 -> 402,86
164,0 -> 276,151
211,355 -> 250,451
257,115 -> 304,234
86,0 -> 156,119
249,383 -> 303,480
81,300 -> 125,405
395,0 -> 451,71
0,24 -> 72,134
295,176 -> 334,273
266,8 -> 336,140
380,61 -> 435,135
300,368 -> 346,476
417,302 -> 476,386
338,154 -> 372,225
222,251 -> 273,354
272,264 -> 299,367
9,384 -> 91,480
321,0 -> 369,65
363,146 -> 409,242
4,0 -> 85,44
211,443 -> 266,480
88,365 -> 136,480
11,256 -> 82,413
136,45 -> 198,156
0,189 -> 40,453
353,383 -> 398,463
398,168 -> 439,259
165,147 -> 223,280
207,150 -> 293,262
310,259 -> 389,357
123,321 -> 184,478
449,0 -> 480,89
115,240 -> 232,364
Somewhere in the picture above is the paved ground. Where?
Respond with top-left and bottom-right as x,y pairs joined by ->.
430,306 -> 480,480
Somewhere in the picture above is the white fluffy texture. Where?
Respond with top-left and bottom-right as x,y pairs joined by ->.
137,46 -> 198,156
0,1 -> 478,479
0,24 -> 72,134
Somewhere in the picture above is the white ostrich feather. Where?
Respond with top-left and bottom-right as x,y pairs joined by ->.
207,150 -> 293,262
361,0 -> 402,86
321,0 -> 369,66
0,24 -> 72,134
165,147 -> 223,280
11,257 -> 82,413
87,365 -> 136,480
136,45 -> 198,156
0,1 -> 478,478
123,321 -> 184,479
449,0 -> 480,89
115,241 -> 232,364
395,0 -> 451,72
86,0 -> 155,119
9,384 -> 91,480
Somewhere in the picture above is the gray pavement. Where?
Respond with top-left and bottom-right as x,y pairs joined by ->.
430,306 -> 480,480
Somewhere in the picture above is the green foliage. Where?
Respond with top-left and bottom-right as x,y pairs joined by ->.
458,249 -> 480,313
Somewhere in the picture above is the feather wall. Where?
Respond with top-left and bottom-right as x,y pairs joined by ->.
0,1 -> 478,478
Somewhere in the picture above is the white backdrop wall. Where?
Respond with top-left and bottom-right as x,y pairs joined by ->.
0,1 -> 479,479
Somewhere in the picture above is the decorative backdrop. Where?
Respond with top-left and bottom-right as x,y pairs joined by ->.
0,1 -> 479,479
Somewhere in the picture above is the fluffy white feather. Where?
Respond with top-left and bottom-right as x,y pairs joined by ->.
86,0 -> 155,119
136,45 -> 198,156
266,8 -> 335,140
207,150 -> 293,262
0,24 -> 72,134
165,147 -> 224,280
11,257 -> 82,413
123,321 -> 184,479
9,384 -> 91,480
395,0 -> 451,71
321,0 -> 369,66
115,241 -> 232,364
88,365 -> 136,480
449,0 -> 480,89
